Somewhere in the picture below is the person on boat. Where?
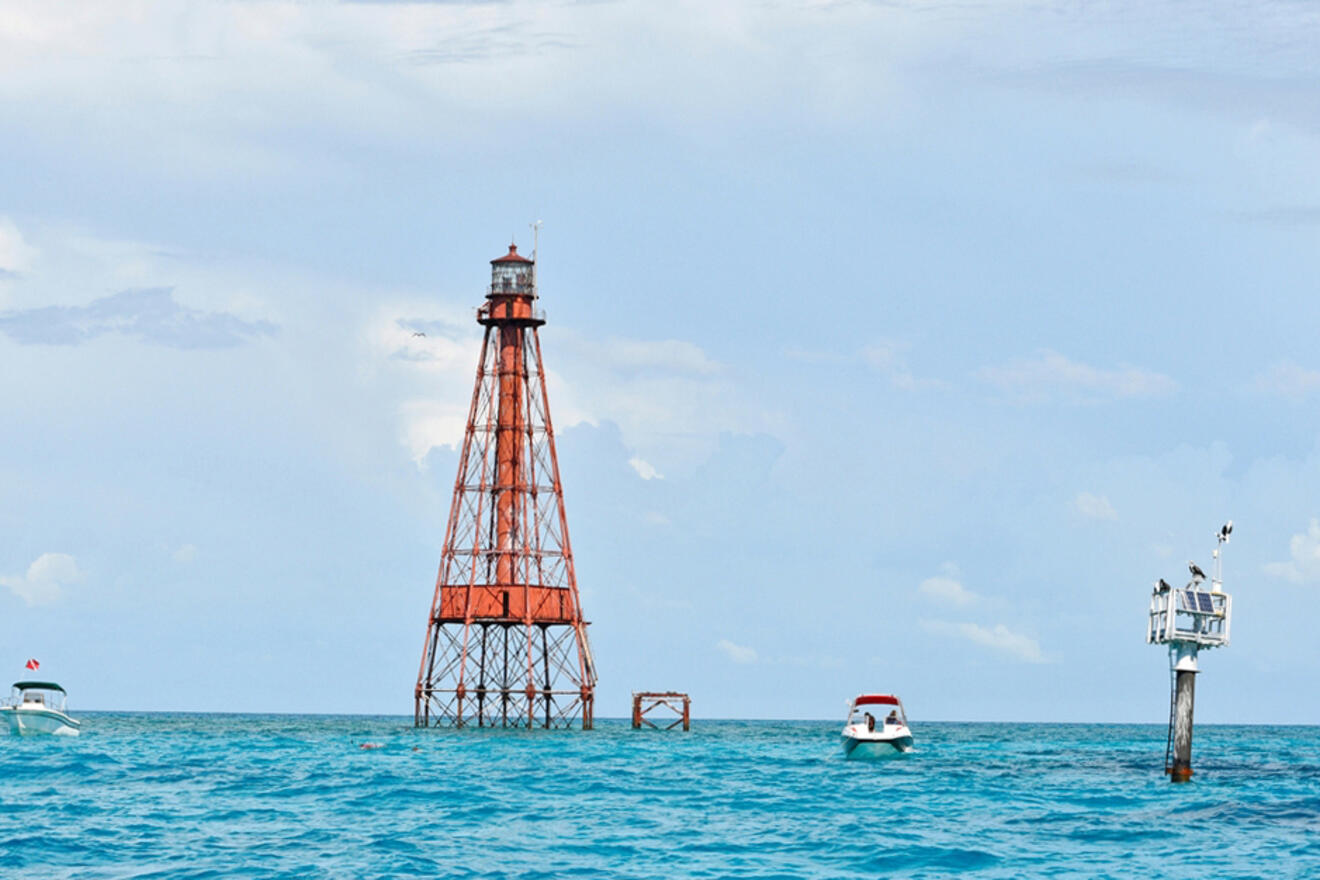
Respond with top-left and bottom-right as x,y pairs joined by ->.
864,712 -> 875,732
885,710 -> 899,727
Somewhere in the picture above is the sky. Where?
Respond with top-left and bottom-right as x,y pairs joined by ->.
2,0 -> 1319,722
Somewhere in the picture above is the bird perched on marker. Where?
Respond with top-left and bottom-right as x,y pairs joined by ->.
1219,521 -> 1233,543
1156,578 -> 1173,592
1188,561 -> 1206,583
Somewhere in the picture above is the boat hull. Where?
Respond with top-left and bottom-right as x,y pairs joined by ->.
841,732 -> 913,759
1,707 -> 81,737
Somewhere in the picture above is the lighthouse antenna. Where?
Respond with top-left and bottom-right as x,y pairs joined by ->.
530,219 -> 542,294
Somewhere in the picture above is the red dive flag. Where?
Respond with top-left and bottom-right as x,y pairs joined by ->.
24,659 -> 38,671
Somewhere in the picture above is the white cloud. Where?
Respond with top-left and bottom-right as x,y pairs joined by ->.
1,552 -> 82,606
0,2 -> 927,177
628,456 -> 663,480
918,563 -> 978,606
1252,363 -> 1320,400
977,350 -> 1178,402
0,221 -> 288,328
1264,518 -> 1320,584
398,399 -> 473,466
0,216 -> 36,278
545,331 -> 774,476
365,307 -> 487,463
173,544 -> 197,563
716,639 -> 758,664
375,315 -> 771,472
861,341 -> 946,391
596,338 -> 722,376
921,619 -> 1048,663
378,314 -> 483,375
0,287 -> 276,349
1073,491 -> 1118,521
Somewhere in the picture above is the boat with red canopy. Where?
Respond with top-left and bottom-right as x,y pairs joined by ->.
840,694 -> 913,758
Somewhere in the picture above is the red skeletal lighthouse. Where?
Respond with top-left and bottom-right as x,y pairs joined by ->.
415,242 -> 597,729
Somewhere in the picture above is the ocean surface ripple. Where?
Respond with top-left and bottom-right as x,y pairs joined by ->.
2,717 -> 1318,877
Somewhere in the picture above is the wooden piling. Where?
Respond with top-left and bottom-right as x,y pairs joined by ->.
1169,669 -> 1196,782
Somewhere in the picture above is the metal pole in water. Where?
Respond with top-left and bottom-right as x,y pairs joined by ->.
1169,644 -> 1198,781
1147,522 -> 1233,783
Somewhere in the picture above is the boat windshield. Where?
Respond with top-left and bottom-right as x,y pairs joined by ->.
7,684 -> 68,712
847,698 -> 906,728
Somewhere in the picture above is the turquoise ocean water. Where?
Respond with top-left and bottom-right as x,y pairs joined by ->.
3,716 -> 1318,878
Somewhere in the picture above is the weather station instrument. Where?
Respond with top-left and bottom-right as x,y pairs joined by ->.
1147,521 -> 1234,781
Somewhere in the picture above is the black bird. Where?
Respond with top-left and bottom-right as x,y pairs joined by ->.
1219,520 -> 1234,542
1157,578 -> 1173,592
411,331 -> 426,338
1188,561 -> 1206,582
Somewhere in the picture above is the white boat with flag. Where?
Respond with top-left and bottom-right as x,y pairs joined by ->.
1,681 -> 81,736
841,694 -> 912,758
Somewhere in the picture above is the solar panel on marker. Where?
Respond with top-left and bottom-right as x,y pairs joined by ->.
1180,591 -> 1196,611
1197,592 -> 1215,613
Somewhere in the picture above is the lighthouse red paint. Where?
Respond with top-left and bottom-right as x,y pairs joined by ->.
414,242 -> 597,729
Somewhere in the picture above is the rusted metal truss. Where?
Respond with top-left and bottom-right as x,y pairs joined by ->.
632,692 -> 691,731
415,247 -> 597,729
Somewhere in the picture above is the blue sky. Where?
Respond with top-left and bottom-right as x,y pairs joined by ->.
2,0 -> 1319,721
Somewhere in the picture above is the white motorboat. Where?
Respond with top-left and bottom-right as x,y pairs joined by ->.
1,681 -> 81,736
840,693 -> 912,758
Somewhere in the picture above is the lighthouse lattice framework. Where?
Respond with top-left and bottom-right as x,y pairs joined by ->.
415,242 -> 597,729
1147,521 -> 1234,781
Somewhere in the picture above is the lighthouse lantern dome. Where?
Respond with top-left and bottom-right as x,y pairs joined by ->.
490,243 -> 534,295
